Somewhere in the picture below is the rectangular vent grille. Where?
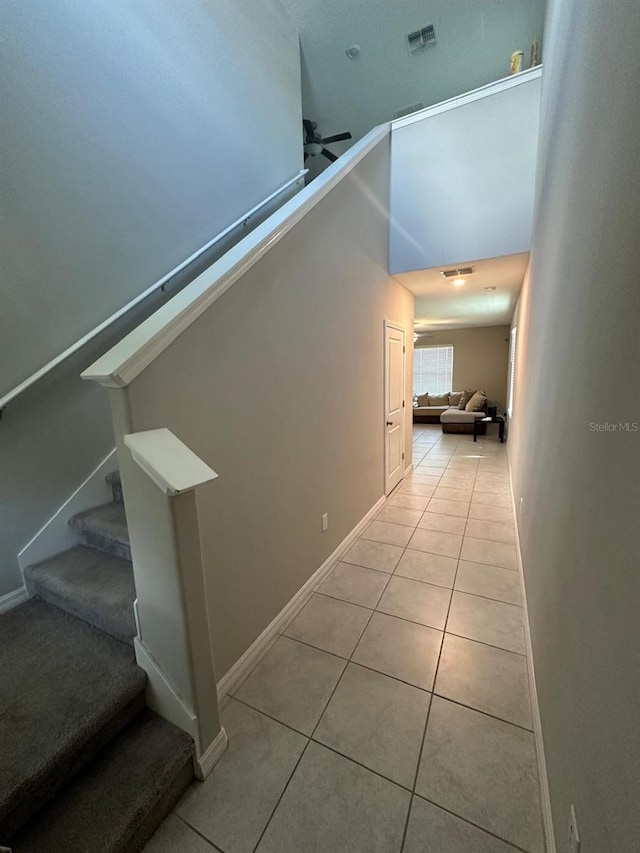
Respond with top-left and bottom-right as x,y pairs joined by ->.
407,24 -> 436,54
393,102 -> 425,120
441,266 -> 474,278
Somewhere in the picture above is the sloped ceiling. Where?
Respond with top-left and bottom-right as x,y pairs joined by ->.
282,0 -> 547,178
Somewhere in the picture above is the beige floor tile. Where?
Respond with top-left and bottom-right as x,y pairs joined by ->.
417,511 -> 466,536
399,483 -> 437,498
434,486 -> 474,503
435,634 -> 532,729
315,663 -> 430,787
415,466 -> 446,477
395,550 -> 457,588
387,492 -> 431,511
377,576 -> 452,630
143,815 -> 217,853
320,562 -> 390,609
416,698 -> 543,852
404,797 -> 523,853
256,742 -> 410,853
447,592 -> 525,654
455,560 -> 521,606
342,539 -> 403,573
460,537 -> 517,570
362,520 -> 414,547
408,528 -> 463,559
405,473 -> 442,487
174,699 -> 306,853
426,497 -> 470,518
376,505 -> 423,528
472,490 -> 512,508
284,593 -> 371,658
235,636 -> 345,735
352,612 -> 442,690
468,502 -> 514,524
464,518 -> 516,545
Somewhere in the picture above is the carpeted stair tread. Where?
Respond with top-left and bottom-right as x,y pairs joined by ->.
106,470 -> 123,504
0,599 -> 146,840
24,545 -> 136,645
12,710 -> 194,853
69,502 -> 130,561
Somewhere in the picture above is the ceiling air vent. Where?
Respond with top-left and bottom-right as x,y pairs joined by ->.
393,102 -> 425,120
407,24 -> 436,54
441,266 -> 475,278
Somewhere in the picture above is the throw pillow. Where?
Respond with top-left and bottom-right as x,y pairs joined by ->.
428,393 -> 450,406
449,391 -> 463,406
465,390 -> 488,412
416,393 -> 430,406
458,390 -> 475,410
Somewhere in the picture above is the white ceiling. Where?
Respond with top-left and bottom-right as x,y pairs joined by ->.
281,0 -> 547,178
394,253 -> 529,330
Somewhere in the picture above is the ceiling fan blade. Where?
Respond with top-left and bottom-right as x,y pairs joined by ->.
321,148 -> 338,162
321,132 -> 352,144
303,119 -> 315,140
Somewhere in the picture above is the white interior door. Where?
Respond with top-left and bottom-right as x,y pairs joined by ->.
384,322 -> 405,495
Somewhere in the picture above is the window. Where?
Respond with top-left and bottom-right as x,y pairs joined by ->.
507,327 -> 517,416
413,345 -> 453,396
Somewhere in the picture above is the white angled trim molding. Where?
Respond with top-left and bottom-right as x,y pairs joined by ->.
124,429 -> 218,495
507,463 -> 556,853
195,727 -> 229,781
392,66 -> 543,130
217,493 -> 386,701
81,124 -> 390,390
0,586 -> 29,614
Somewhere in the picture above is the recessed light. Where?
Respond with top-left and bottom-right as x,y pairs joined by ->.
453,278 -> 466,286
485,286 -> 496,291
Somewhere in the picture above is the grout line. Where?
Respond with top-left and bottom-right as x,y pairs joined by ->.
399,444 -> 477,851
430,691 -> 534,733
411,795 -> 533,853
250,564 -> 397,852
174,812 -> 227,852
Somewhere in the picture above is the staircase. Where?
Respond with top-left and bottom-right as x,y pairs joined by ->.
0,472 -> 194,852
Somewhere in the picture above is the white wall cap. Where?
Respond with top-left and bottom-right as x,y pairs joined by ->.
124,428 -> 218,495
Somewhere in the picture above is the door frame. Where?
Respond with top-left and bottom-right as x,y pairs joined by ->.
383,320 -> 406,496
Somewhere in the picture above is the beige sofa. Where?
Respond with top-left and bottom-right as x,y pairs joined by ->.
413,390 -> 488,434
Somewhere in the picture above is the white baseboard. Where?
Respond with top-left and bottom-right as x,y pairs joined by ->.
217,493 -> 387,701
0,586 -> 29,614
403,463 -> 414,477
195,726 -> 228,781
18,448 -> 117,573
508,470 -> 556,853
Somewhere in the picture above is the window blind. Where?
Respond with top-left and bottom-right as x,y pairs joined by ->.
413,346 -> 454,396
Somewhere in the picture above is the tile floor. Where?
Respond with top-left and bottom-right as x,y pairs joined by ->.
144,425 -> 545,853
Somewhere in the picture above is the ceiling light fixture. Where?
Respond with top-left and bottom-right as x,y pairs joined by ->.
453,278 -> 466,286
485,286 -> 496,291
346,45 -> 361,59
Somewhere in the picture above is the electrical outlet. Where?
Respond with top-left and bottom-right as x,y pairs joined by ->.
568,804 -> 581,853
321,513 -> 328,532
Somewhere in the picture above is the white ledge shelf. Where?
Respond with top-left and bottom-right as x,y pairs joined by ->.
124,428 -> 218,495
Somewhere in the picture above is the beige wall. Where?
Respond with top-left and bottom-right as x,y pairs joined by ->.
416,326 -> 510,409
122,139 -> 414,677
0,0 -> 302,597
508,0 -> 640,849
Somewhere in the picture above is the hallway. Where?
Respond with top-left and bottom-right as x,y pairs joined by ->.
145,425 -> 543,853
